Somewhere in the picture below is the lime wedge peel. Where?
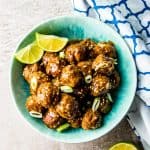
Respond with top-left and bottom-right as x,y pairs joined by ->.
109,142 -> 138,150
15,42 -> 44,64
36,33 -> 68,52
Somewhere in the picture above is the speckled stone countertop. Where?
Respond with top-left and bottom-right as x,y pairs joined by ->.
0,0 -> 143,149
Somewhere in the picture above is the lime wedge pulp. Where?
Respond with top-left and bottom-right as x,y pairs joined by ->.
109,142 -> 138,150
15,42 -> 44,64
36,33 -> 68,52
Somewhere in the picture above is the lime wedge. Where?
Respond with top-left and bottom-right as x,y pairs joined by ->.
109,143 -> 138,150
15,42 -> 44,64
36,33 -> 68,52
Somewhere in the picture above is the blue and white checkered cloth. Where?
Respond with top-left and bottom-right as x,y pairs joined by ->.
72,0 -> 150,149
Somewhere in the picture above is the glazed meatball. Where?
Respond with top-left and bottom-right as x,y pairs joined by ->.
37,82 -> 53,108
91,41 -> 116,58
90,75 -> 111,96
79,96 -> 93,113
73,86 -> 89,100
65,42 -> 87,64
26,95 -> 43,113
79,39 -> 98,58
43,52 -> 66,77
68,117 -> 82,128
51,78 -> 61,105
52,77 -> 60,87
98,95 -> 111,114
29,71 -> 49,94
42,52 -> 51,66
77,61 -> 92,76
42,52 -> 54,66
92,54 -> 115,75
81,109 -> 102,130
43,107 -> 64,129
56,94 -> 80,119
80,39 -> 96,51
60,65 -> 82,87
52,85 -> 60,106
23,63 -> 39,83
110,71 -> 120,89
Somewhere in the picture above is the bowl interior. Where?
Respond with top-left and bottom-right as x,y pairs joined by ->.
11,16 -> 137,143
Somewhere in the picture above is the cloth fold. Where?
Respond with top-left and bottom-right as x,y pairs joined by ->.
72,0 -> 150,149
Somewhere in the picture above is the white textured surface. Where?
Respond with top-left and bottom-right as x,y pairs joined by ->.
0,0 -> 142,150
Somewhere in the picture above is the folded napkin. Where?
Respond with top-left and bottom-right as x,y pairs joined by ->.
72,0 -> 150,149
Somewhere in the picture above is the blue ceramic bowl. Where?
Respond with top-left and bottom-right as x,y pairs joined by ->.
10,16 -> 137,143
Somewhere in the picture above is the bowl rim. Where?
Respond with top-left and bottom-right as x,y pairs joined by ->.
10,15 -> 137,143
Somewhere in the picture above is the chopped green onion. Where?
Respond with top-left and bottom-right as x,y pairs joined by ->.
29,111 -> 42,118
56,123 -> 70,132
95,63 -> 106,71
110,58 -> 118,65
30,77 -> 38,90
107,93 -> 113,102
109,58 -> 117,61
113,59 -> 117,62
60,86 -> 73,93
59,51 -> 65,59
92,97 -> 100,112
106,82 -> 111,90
113,59 -> 118,65
85,75 -> 92,84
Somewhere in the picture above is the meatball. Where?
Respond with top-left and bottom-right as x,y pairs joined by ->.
81,109 -> 102,130
68,117 -> 82,128
52,77 -> 60,87
26,95 -> 43,113
92,54 -> 115,75
51,78 -> 61,105
91,41 -> 116,58
29,71 -> 49,94
79,39 -> 98,58
36,82 -> 53,108
110,71 -> 120,89
23,63 -> 39,83
77,61 -> 92,76
52,85 -> 60,106
43,52 -> 66,77
60,65 -> 82,87
73,86 -> 89,100
80,39 -> 96,51
42,52 -> 54,66
43,107 -> 64,129
90,75 -> 111,96
56,94 -> 80,119
98,95 -> 111,114
65,42 -> 87,64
